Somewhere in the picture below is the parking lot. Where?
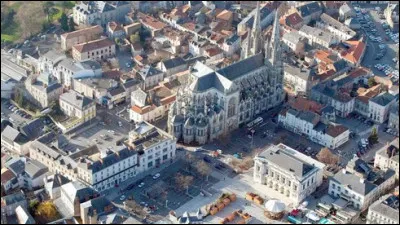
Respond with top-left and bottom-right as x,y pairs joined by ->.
2,99 -> 34,128
356,4 -> 399,82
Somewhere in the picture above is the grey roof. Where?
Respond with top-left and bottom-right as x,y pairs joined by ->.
240,3 -> 274,29
1,191 -> 26,206
283,31 -> 304,45
41,50 -> 66,64
258,144 -> 321,179
340,4 -> 352,14
108,86 -> 126,96
369,194 -> 399,223
1,58 -> 28,82
333,59 -> 348,72
284,63 -> 316,81
1,125 -> 29,145
78,60 -> 102,71
81,196 -> 115,217
122,79 -> 141,89
300,25 -> 334,45
58,58 -> 82,73
61,181 -> 99,203
16,205 -> 35,224
6,157 -> 26,175
48,174 -> 70,189
226,34 -> 239,45
330,169 -> 396,196
20,119 -> 46,140
370,93 -> 396,107
296,1 -> 322,18
162,57 -> 187,69
298,111 -> 319,124
60,90 -> 94,109
30,140 -> 61,160
138,65 -> 163,80
218,53 -> 264,81
25,159 -> 48,179
89,148 -> 137,174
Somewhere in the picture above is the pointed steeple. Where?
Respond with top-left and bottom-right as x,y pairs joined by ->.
241,28 -> 252,60
270,7 -> 281,66
251,1 -> 262,55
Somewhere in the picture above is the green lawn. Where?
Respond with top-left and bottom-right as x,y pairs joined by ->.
1,20 -> 21,43
51,6 -> 63,22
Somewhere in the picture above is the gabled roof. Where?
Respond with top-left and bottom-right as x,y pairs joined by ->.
370,92 -> 396,107
25,159 -> 48,179
285,12 -> 303,27
1,191 -> 26,206
326,124 -> 348,137
162,57 -> 187,69
1,169 -> 16,184
73,38 -> 114,53
137,65 -> 163,80
296,2 -> 322,18
16,205 -> 35,224
1,126 -> 29,145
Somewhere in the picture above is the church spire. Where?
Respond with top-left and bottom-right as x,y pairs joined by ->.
270,7 -> 281,66
251,1 -> 262,55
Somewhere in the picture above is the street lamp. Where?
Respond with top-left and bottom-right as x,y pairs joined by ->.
251,129 -> 255,149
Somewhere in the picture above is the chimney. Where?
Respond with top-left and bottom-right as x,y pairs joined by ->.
360,177 -> 365,184
342,169 -> 346,174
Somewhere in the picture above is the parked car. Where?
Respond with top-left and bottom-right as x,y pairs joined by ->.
152,173 -> 161,180
138,182 -> 145,188
120,195 -> 126,201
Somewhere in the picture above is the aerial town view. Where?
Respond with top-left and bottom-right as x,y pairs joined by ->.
1,1 -> 399,224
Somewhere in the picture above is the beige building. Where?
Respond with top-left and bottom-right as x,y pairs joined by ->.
25,73 -> 63,109
72,38 -> 116,61
374,140 -> 399,179
73,77 -> 118,103
367,194 -> 399,224
58,90 -> 96,132
61,25 -> 103,51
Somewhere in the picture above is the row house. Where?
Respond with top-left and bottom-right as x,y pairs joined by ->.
72,38 -> 116,62
316,13 -> 357,42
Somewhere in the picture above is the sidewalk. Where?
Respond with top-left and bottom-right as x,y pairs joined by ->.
103,151 -> 185,201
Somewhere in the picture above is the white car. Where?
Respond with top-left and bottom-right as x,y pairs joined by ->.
138,182 -> 145,188
153,173 -> 161,180
118,121 -> 122,127
120,195 -> 126,201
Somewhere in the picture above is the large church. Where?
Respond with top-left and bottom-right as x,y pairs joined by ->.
168,2 -> 285,145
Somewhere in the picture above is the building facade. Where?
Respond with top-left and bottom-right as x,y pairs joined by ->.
366,194 -> 399,224
61,25 -> 103,51
73,1 -> 131,26
168,7 -> 284,145
254,144 -> 325,205
72,38 -> 116,62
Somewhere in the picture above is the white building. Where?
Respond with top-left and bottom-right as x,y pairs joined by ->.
279,108 -> 350,149
316,13 -> 356,41
24,73 -> 63,109
60,25 -> 103,51
73,1 -> 131,26
126,121 -> 176,172
73,77 -> 118,103
72,38 -> 116,62
136,65 -> 164,90
388,103 -> 399,133
374,139 -> 399,179
329,159 -> 396,211
54,59 -> 102,89
369,92 -> 396,124
58,90 -> 96,133
159,57 -> 188,78
283,63 -> 317,96
282,31 -> 306,55
222,34 -> 241,56
254,143 -> 325,205
299,25 -> 338,49
367,194 -> 399,224
1,126 -> 30,155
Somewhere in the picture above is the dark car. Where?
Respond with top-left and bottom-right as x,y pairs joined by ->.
203,156 -> 212,163
126,183 -> 135,191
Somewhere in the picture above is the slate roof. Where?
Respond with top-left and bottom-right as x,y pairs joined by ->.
60,90 -> 94,109
137,65 -> 163,80
370,93 -> 396,107
296,1 -> 322,18
131,88 -> 147,107
1,191 -> 26,206
48,174 -> 70,189
61,181 -> 99,203
284,63 -> 316,81
218,53 -> 264,81
108,86 -> 126,96
89,148 -> 137,173
369,194 -> 399,223
162,57 -> 187,69
330,169 -> 395,196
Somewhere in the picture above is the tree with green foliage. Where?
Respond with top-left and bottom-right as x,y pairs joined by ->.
368,127 -> 379,145
368,77 -> 377,87
68,17 -> 75,31
59,13 -> 69,31
43,2 -> 55,23
130,33 -> 140,44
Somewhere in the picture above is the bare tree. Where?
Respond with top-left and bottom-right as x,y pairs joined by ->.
175,173 -> 194,195
16,2 -> 45,39
184,152 -> 197,172
317,147 -> 339,165
195,161 -> 212,182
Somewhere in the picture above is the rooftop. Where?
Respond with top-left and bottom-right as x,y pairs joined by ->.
61,25 -> 103,39
369,194 -> 399,223
73,38 -> 114,53
370,92 -> 396,107
60,90 -> 94,110
257,143 -> 325,180
127,121 -> 173,150
320,13 -> 356,37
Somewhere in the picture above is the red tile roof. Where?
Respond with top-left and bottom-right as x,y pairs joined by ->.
342,41 -> 365,64
183,22 -> 196,31
1,169 -> 16,184
289,97 -> 324,114
206,47 -> 223,57
348,67 -> 370,78
61,25 -> 103,39
285,12 -> 303,27
216,10 -> 233,22
160,95 -> 176,105
131,105 -> 155,115
73,38 -> 114,53
138,12 -> 167,30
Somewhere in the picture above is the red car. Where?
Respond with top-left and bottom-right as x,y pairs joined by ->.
357,152 -> 361,158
